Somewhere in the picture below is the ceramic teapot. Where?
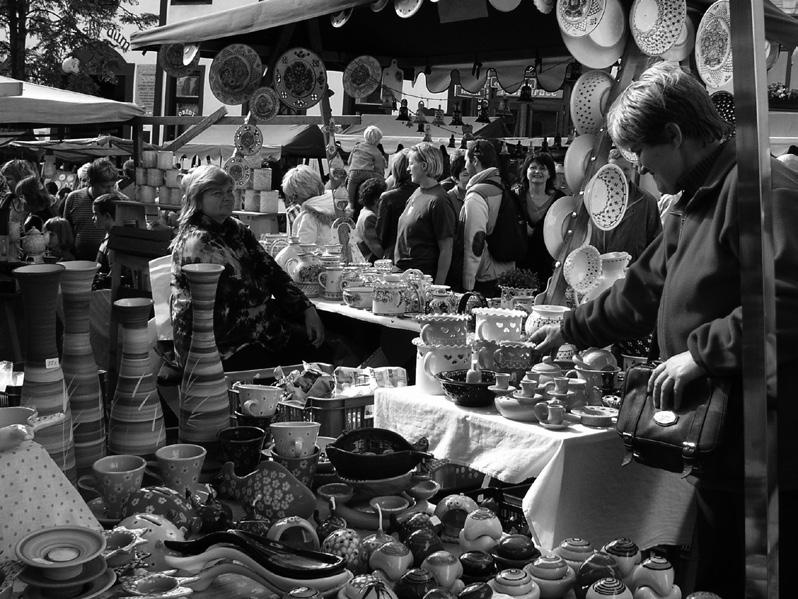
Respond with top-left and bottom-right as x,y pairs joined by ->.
274,236 -> 303,270
427,285 -> 457,314
21,227 -> 48,263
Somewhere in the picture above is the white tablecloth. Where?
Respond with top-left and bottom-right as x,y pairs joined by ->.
374,386 -> 696,552
312,298 -> 421,333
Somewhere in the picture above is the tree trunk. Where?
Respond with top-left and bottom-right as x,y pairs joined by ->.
6,0 -> 28,80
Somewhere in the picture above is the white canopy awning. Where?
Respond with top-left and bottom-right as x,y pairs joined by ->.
0,76 -> 145,125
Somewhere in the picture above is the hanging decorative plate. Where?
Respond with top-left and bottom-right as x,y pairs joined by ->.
765,39 -> 780,70
563,244 -> 602,294
585,163 -> 628,231
249,86 -> 281,121
630,0 -> 686,57
394,0 -> 424,19
158,44 -> 200,78
343,55 -> 382,99
371,0 -> 390,11
330,9 -> 353,28
588,0 -> 626,48
563,133 -> 597,194
659,14 -> 694,61
710,90 -> 735,127
543,195 -> 584,259
570,69 -> 614,136
695,0 -> 733,89
234,123 -> 263,156
489,0 -> 523,12
556,0 -> 606,38
534,0 -> 555,13
562,27 -> 627,69
209,44 -> 263,105
224,155 -> 252,188
273,47 -> 327,110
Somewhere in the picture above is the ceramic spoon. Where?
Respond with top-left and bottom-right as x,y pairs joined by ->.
164,530 -> 345,578
163,546 -> 352,593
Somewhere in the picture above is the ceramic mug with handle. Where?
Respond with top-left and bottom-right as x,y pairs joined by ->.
146,443 -> 206,494
80,454 -> 146,520
270,421 -> 321,458
413,338 -> 470,395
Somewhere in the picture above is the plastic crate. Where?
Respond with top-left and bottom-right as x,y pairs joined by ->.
225,363 -> 373,438
465,484 -> 532,536
430,463 -> 486,493
0,384 -> 21,408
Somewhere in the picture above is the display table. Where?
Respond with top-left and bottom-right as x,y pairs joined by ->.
311,297 -> 421,333
374,386 -> 696,552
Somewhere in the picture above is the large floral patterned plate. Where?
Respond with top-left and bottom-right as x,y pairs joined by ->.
210,44 -> 263,105
585,163 -> 628,231
343,55 -> 382,100
224,155 -> 252,188
234,123 -> 263,156
158,43 -> 200,78
556,0 -> 606,38
250,86 -> 281,121
217,460 -> 316,522
630,0 -> 686,57
274,47 -> 327,110
695,0 -> 733,89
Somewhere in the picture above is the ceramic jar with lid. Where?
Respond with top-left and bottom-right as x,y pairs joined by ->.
373,276 -> 410,315
528,356 -> 563,387
427,285 -> 457,314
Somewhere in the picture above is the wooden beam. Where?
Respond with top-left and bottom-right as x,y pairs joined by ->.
139,115 -> 362,126
163,106 -> 228,152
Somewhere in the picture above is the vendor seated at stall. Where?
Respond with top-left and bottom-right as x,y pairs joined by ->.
170,165 -> 325,371
283,165 -> 338,246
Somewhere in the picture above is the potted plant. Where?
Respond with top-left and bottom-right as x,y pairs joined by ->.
497,269 -> 539,309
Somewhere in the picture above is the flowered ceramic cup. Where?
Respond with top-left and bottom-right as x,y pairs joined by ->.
148,443 -> 206,494
83,454 -> 146,520
270,421 -> 320,458
219,426 -> 267,475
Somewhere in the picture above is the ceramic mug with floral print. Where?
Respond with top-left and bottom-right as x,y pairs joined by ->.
270,445 -> 321,488
219,426 -> 267,476
80,454 -> 146,519
146,443 -> 207,495
271,421 -> 320,458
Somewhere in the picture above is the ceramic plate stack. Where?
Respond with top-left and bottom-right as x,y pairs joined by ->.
563,245 -> 602,294
585,163 -> 628,231
695,0 -> 733,89
209,44 -> 263,105
630,0 -> 686,57
15,527 -> 116,599
570,70 -> 614,136
273,47 -> 327,110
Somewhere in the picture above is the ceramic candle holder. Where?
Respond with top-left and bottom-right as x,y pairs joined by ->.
472,308 -> 527,343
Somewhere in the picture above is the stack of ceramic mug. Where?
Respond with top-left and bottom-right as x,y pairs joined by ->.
413,314 -> 472,395
136,150 -> 182,205
269,421 -> 322,488
470,307 -> 528,377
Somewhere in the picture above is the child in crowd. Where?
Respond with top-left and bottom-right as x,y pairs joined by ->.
91,193 -> 119,279
346,125 -> 386,220
42,217 -> 75,261
355,177 -> 386,263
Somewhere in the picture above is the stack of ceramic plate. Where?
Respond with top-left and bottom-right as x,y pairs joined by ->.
15,526 -> 115,599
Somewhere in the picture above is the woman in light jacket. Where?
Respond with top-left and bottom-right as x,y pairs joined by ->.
282,165 -> 337,246
460,139 -> 515,297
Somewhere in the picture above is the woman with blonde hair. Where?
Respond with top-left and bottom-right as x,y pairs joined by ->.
376,149 -> 417,260
394,142 -> 455,283
282,164 -> 337,246
170,165 -> 324,370
347,124 -> 387,220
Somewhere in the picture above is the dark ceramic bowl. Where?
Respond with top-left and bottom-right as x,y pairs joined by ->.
435,370 -> 497,408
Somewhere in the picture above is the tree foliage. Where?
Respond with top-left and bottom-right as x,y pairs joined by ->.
0,0 -> 157,92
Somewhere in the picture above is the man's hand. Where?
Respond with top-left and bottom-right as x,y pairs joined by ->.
304,307 -> 325,348
529,324 -> 565,355
647,350 -> 704,411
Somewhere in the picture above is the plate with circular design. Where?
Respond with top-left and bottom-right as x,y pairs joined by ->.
710,90 -> 735,126
556,0 -> 607,38
630,0 -> 686,57
489,0 -> 523,11
158,43 -> 200,78
394,0 -> 424,19
585,163 -> 628,231
224,155 -> 253,188
210,43 -> 263,105
234,123 -> 263,156
343,55 -> 382,100
570,69 -> 614,136
249,86 -> 281,121
16,526 -> 106,573
695,0 -> 733,89
273,47 -> 328,110
330,9 -> 353,27
563,244 -> 602,294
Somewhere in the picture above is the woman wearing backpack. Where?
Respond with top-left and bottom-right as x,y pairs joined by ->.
460,140 -> 515,297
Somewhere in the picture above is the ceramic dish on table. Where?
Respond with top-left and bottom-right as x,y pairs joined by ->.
17,554 -> 106,590
273,47 -> 327,110
209,43 -> 263,105
435,369 -> 497,408
570,406 -> 617,427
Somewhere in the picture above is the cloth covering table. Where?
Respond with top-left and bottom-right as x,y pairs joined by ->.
374,386 -> 696,551
311,298 -> 421,333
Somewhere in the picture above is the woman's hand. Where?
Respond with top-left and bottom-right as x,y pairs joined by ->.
647,350 -> 704,411
304,307 -> 325,348
529,324 -> 565,355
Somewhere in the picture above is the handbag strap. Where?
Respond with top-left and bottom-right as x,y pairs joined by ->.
680,381 -> 712,478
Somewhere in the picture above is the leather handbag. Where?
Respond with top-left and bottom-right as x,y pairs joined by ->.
616,364 -> 729,477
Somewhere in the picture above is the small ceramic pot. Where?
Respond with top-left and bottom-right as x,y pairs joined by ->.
533,399 -> 566,426
370,541 -> 414,582
270,421 -> 320,458
433,494 -> 480,539
395,568 -> 437,599
488,568 -> 537,597
218,426 -> 266,476
413,338 -> 471,396
462,508 -> 503,542
602,538 -> 641,581
630,555 -> 675,597
524,304 -> 570,338
373,279 -> 409,315
421,551 -> 463,590
343,286 -> 374,310
553,537 -> 595,571
318,267 -> 344,300
417,314 -> 469,346
585,577 -> 632,599
524,554 -> 576,598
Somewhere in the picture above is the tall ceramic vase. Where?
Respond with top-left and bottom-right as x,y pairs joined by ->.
13,264 -> 77,482
108,297 -> 166,456
179,264 -> 230,462
60,261 -> 106,472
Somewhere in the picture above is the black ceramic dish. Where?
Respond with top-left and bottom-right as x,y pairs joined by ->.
435,370 -> 497,408
163,530 -> 345,579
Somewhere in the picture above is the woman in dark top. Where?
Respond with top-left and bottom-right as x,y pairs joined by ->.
170,165 -> 325,371
513,152 -> 564,284
16,175 -> 56,232
375,149 -> 417,261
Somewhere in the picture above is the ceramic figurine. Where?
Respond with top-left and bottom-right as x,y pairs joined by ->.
321,527 -> 361,571
434,494 -> 480,541
370,540 -> 414,582
524,554 -> 576,599
395,568 -> 438,599
629,556 -> 676,596
487,568 -> 540,599
422,550 -> 464,592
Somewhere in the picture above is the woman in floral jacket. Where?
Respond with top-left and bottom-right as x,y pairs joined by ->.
170,165 -> 325,370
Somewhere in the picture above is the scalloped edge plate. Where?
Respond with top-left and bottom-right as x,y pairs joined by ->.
209,44 -> 263,105
234,123 -> 264,156
224,155 -> 253,188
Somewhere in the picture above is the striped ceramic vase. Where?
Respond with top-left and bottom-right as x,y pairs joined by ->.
59,260 -> 106,472
13,263 -> 77,483
108,297 -> 166,456
179,264 -> 230,458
